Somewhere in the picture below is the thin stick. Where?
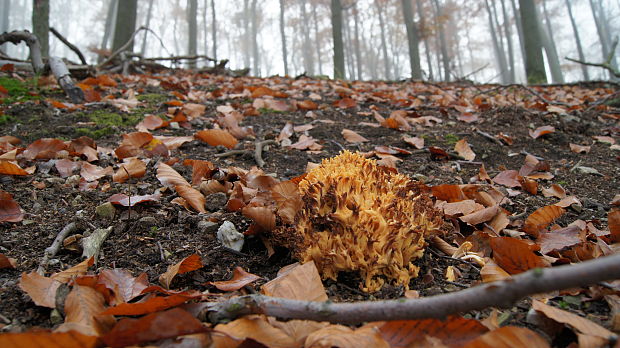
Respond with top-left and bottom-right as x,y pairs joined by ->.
49,27 -> 87,65
97,26 -> 148,68
37,222 -> 80,275
254,140 -> 276,167
206,253 -> 620,324
475,128 -> 503,145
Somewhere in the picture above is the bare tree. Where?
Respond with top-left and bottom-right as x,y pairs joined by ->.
401,0 -> 422,79
187,0 -> 198,68
331,0 -> 345,79
141,0 -> 154,56
112,0 -> 137,53
211,0 -> 217,61
353,2 -> 362,80
589,0 -> 618,79
510,0 -> 526,65
311,2 -> 324,75
432,0 -> 450,81
251,0 -> 260,76
375,1 -> 391,80
500,0 -> 515,83
485,0 -> 508,83
519,0 -> 547,84
279,0 -> 289,76
300,0 -> 314,75
100,0 -> 118,62
32,0 -> 49,58
1,0 -> 10,55
539,0 -> 563,83
565,0 -> 589,80
415,0 -> 434,80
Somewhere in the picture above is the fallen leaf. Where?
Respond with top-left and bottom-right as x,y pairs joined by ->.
431,184 -> 466,202
541,184 -> 566,199
460,205 -> 499,225
156,135 -> 194,150
454,138 -> 476,161
490,237 -> 549,274
101,295 -> 190,316
523,205 -> 565,237
213,316 -> 296,348
493,170 -> 521,188
112,157 -> 146,183
277,122 -> 294,142
0,330 -> 99,348
0,191 -> 24,222
22,138 -> 67,160
195,129 -> 238,149
98,269 -> 149,304
156,162 -> 190,187
57,284 -> 115,337
569,143 -> 591,154
538,225 -> 583,254
609,209 -> 620,243
121,131 -> 153,148
463,326 -> 550,348
80,162 -> 113,182
554,196 -> 581,208
210,266 -> 261,291
271,181 -> 303,224
108,193 -> 161,207
532,300 -> 613,340
306,324 -> 389,348
593,135 -> 615,145
334,97 -> 357,108
102,308 -> 207,348
529,126 -> 555,139
342,129 -> 369,143
242,205 -> 276,231
402,135 -> 424,149
379,316 -> 488,347
443,200 -> 481,216
0,254 -> 16,269
51,257 -> 95,283
480,259 -> 511,282
18,272 -> 62,308
0,160 -> 31,176
159,254 -> 203,289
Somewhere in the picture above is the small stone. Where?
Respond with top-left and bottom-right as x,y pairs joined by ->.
44,177 -> 65,186
217,221 -> 244,251
139,216 -> 158,227
65,175 -> 81,187
96,202 -> 116,218
205,192 -> 228,212
71,195 -> 83,206
198,220 -> 218,234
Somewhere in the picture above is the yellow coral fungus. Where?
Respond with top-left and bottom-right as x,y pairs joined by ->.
272,151 -> 446,292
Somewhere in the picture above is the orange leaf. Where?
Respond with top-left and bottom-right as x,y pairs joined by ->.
493,170 -> 521,188
609,209 -> 620,243
101,295 -> 190,316
108,193 -> 161,207
22,138 -> 67,160
460,205 -> 499,225
213,316 -> 297,348
165,100 -> 183,106
102,308 -> 206,348
0,160 -> 30,176
297,99 -> 318,110
538,225 -> 583,254
454,138 -> 476,161
58,284 -> 115,337
156,162 -> 190,187
341,129 -> 368,143
251,86 -> 276,98
462,326 -> 549,348
334,97 -> 357,108
175,185 -> 206,213
532,300 -> 613,339
186,159 -> 215,185
523,205 -> 565,237
490,237 -> 549,274
51,257 -> 95,283
98,269 -> 149,304
135,115 -> 164,131
210,266 -> 261,291
541,184 -> 566,199
158,254 -> 203,289
379,317 -> 489,347
0,190 -> 24,222
521,177 -> 538,195
18,272 -> 62,308
112,157 -> 146,183
569,143 -> 591,154
0,253 -> 16,269
195,129 -> 238,149
529,125 -> 555,139
271,181 -> 303,224
242,205 -> 276,231
402,135 -> 424,149
0,330 -> 99,348
80,162 -> 113,181
431,184 -> 466,203
480,259 -> 511,282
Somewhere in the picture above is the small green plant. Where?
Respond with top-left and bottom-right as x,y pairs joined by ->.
556,180 -> 568,186
149,226 -> 159,235
0,114 -> 14,125
258,107 -> 286,114
0,77 -> 42,104
444,133 -> 459,144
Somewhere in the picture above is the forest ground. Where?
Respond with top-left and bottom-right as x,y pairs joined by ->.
0,70 -> 618,345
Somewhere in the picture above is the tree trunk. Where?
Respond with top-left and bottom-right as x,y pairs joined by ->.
519,0 -> 547,84
202,0 -> 208,63
32,0 -> 49,58
353,3 -> 362,80
243,0 -> 250,68
500,0 -> 515,83
401,0 -> 422,79
0,0 -> 10,55
415,0 -> 433,80
112,0 -> 137,53
187,0 -> 198,68
342,8 -> 354,79
173,0 -> 181,55
565,0 -> 589,80
375,1 -> 391,80
211,0 -> 217,61
279,0 -> 288,76
300,0 -> 314,75
589,0 -> 618,79
251,0 -> 259,76
100,0 -> 118,62
485,0 -> 509,83
141,0 -> 154,56
311,2 -> 323,75
510,0 -> 526,65
540,0 -> 563,83
432,0 -> 450,81
331,0 -> 345,79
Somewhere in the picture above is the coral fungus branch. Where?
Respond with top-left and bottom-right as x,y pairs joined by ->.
206,253 -> 620,324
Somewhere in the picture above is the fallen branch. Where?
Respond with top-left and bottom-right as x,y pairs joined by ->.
49,27 -> 87,65
215,140 -> 276,168
48,57 -> 84,103
37,221 -> 80,275
0,30 -> 45,73
475,128 -> 503,146
566,39 -> 619,78
205,253 -> 620,324
97,26 -> 149,69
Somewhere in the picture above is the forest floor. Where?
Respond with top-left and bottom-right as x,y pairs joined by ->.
0,69 -> 619,347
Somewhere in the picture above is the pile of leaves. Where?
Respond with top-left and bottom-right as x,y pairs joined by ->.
0,68 -> 619,347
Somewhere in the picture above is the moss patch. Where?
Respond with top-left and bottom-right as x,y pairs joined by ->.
137,93 -> 167,104
0,77 -> 41,104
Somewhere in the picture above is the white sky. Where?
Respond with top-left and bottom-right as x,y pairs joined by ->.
2,0 -> 619,83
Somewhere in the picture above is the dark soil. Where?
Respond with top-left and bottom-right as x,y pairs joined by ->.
0,72 -> 618,337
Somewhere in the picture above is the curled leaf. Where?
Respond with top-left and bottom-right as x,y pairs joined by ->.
210,266 -> 261,291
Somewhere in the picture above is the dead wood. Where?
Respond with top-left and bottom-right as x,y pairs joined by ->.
49,27 -> 87,65
37,222 -> 80,275
204,253 -> 620,324
567,39 -> 620,78
215,140 -> 277,168
48,57 -> 84,103
0,30 -> 45,73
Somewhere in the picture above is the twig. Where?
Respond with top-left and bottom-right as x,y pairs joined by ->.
205,253 -> 620,324
97,26 -> 148,69
566,39 -> 620,78
520,150 -> 544,160
157,241 -> 165,261
49,27 -> 87,65
37,222 -> 80,275
475,128 -> 503,145
215,150 -> 248,158
254,140 -> 276,167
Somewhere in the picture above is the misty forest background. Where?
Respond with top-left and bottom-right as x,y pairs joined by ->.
1,0 -> 619,84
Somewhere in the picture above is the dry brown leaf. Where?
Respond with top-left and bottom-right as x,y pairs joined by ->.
57,284 -> 115,337
609,209 -> 620,243
538,225 -> 583,255
112,157 -> 146,183
0,160 -> 31,176
0,190 -> 24,222
529,126 -> 555,139
271,181 -> 303,224
101,295 -> 190,316
213,316 -> 297,348
431,184 -> 466,202
402,135 -> 424,149
159,254 -> 203,289
80,162 -> 113,182
532,300 -> 613,340
480,259 -> 511,282
541,184 -> 566,199
493,170 -> 521,188
305,324 -> 389,348
55,159 -> 80,178
210,266 -> 261,291
18,272 -> 62,308
454,138 -> 476,161
460,205 -> 499,225
523,205 -> 565,237
108,193 -> 161,207
98,269 -> 149,304
0,330 -> 99,348
378,317 -> 488,348
156,162 -> 190,187
462,326 -> 549,348
175,185 -> 206,213
443,200 -> 482,216
0,253 -> 16,269
569,143 -> 591,154
195,129 -> 238,149
490,237 -> 550,274
22,138 -> 67,160
121,131 -> 153,148
341,129 -> 369,143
